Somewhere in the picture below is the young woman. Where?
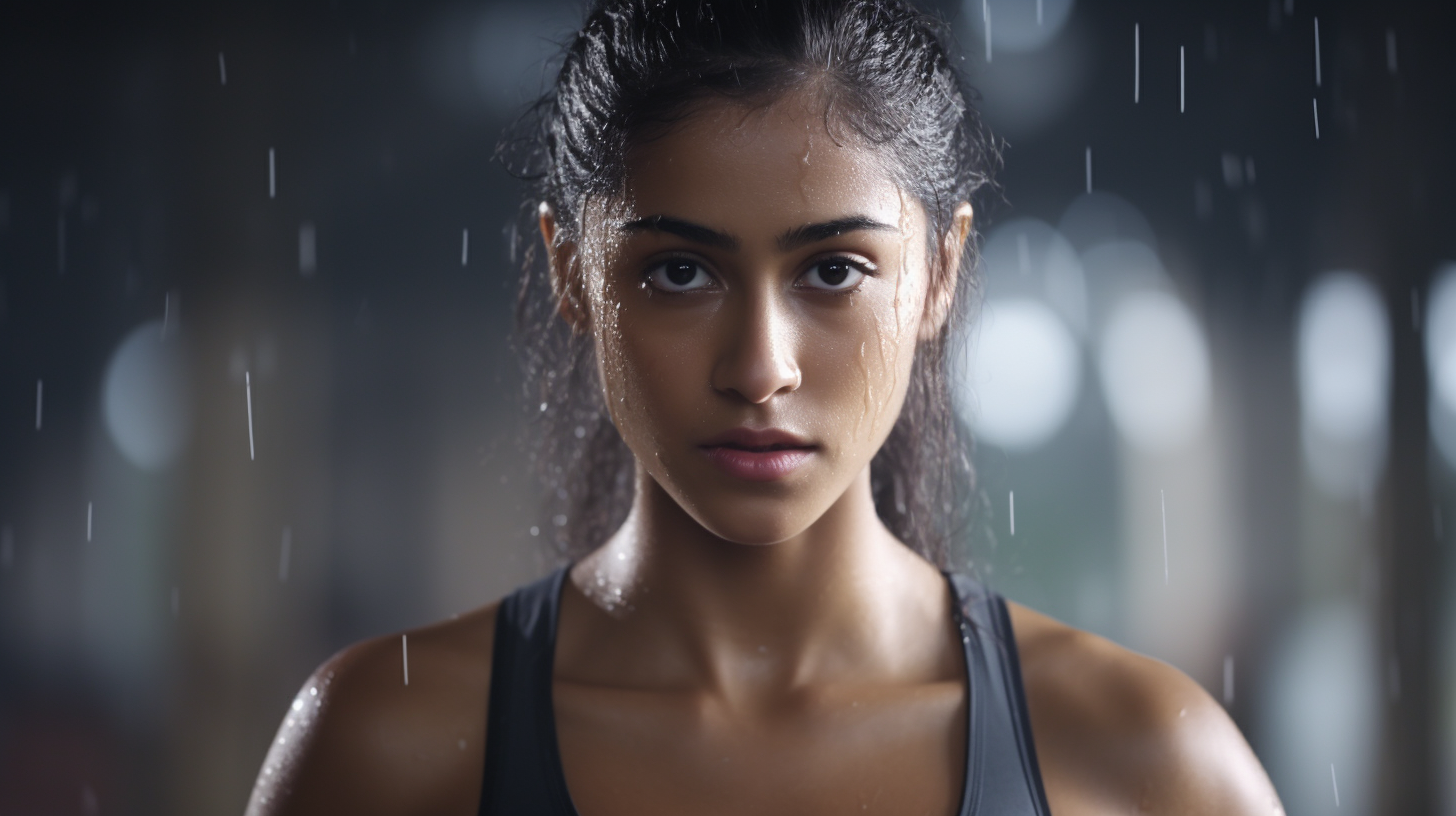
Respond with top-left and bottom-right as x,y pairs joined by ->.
247,2 -> 1284,814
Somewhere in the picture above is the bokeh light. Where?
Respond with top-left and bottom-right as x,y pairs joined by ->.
1096,290 -> 1212,453
961,0 -> 1076,54
1296,272 -> 1390,498
960,297 -> 1081,451
102,321 -> 191,472
1425,263 -> 1456,469
980,217 -> 1088,336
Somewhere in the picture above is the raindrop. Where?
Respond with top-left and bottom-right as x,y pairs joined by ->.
1084,146 -> 1092,193
461,228 -> 470,267
1312,98 -> 1321,139
1009,491 -> 1016,536
34,379 -> 42,430
1385,29 -> 1397,74
86,502 -> 92,542
1314,18 -> 1322,87
982,0 -> 992,62
246,371 -> 256,461
268,148 -> 277,199
401,634 -> 409,686
1179,46 -> 1186,112
1161,489 -> 1169,584
299,223 -> 317,276
1133,24 -> 1140,103
529,526 -> 540,537
1330,763 -> 1340,807
218,52 -> 227,85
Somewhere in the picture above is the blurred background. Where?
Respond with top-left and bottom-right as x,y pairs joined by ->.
0,0 -> 1452,813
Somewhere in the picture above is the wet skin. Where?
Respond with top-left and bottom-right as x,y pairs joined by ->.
247,91 -> 1285,815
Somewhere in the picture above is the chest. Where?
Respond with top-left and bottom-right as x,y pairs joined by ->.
551,680 -> 968,816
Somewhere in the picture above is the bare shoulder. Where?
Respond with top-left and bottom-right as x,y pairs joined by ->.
1006,602 -> 1285,816
245,602 -> 500,816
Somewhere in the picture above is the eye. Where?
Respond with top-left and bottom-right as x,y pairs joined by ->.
645,258 -> 714,293
800,258 -> 867,292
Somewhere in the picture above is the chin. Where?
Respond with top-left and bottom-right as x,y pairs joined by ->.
679,492 -> 827,547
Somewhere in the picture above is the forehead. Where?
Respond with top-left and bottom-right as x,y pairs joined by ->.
617,92 -> 918,237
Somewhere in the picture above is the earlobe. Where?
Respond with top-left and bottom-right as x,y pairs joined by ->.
919,202 -> 974,342
540,202 -> 590,334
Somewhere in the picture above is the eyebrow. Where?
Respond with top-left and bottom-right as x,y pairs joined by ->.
776,216 -> 898,251
619,214 -> 898,253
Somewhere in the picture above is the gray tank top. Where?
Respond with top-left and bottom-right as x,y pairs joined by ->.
478,568 -> 1052,815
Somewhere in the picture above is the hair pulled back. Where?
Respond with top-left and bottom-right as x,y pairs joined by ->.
503,0 -> 998,568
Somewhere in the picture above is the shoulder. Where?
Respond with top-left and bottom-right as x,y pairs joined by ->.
1005,601 -> 1285,816
245,602 -> 500,816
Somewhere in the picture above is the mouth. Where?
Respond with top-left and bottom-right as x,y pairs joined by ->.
699,428 -> 817,482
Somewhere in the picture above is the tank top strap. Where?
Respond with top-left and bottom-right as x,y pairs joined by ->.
946,572 -> 1054,816
478,567 -> 578,816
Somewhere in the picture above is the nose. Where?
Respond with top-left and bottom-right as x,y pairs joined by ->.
711,290 -> 802,404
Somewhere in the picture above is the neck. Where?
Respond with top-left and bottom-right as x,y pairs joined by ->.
568,465 -> 951,702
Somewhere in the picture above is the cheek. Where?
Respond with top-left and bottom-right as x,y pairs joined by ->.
593,296 -> 709,446
825,278 -> 928,446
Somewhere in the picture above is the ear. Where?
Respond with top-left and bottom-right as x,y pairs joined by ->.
540,202 -> 590,334
918,202 -> 974,342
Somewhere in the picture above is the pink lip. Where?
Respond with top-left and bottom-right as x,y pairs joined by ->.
700,428 -> 817,482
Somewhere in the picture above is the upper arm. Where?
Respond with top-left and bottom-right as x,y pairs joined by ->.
1008,603 -> 1284,816
246,607 -> 497,816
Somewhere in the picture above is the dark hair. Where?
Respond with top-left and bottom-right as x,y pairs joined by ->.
501,0 -> 998,568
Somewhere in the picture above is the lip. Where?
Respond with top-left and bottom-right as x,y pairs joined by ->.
700,427 -> 817,482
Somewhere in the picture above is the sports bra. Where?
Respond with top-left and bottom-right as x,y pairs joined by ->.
477,567 -> 1052,815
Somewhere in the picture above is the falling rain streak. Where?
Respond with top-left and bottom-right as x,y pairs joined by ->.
461,228 -> 470,267
982,0 -> 991,63
1313,18 -> 1322,87
1223,655 -> 1234,704
1179,46 -> 1186,112
1133,24 -> 1140,103
1084,147 -> 1093,194
1009,491 -> 1016,536
1330,763 -> 1340,807
246,371 -> 256,461
1161,490 -> 1169,584
1386,29 -> 1397,74
268,148 -> 276,199
299,223 -> 317,276
401,635 -> 410,686
87,502 -> 92,542
1313,98 -> 1321,139
218,52 -> 227,86
34,380 -> 42,430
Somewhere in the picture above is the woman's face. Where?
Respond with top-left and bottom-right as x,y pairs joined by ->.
551,91 -> 964,546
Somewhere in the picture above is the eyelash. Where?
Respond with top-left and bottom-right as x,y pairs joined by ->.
641,255 -> 877,295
